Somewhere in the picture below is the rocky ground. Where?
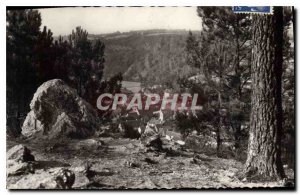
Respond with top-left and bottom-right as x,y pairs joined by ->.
6,135 -> 294,189
6,80 -> 294,190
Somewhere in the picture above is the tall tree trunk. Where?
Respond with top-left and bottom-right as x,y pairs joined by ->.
216,91 -> 222,157
234,18 -> 242,151
244,7 -> 285,180
216,51 -> 224,157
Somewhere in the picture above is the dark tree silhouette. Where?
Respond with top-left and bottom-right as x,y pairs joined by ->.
6,10 -> 42,136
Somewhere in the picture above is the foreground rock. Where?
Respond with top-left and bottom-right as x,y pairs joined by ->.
7,144 -> 35,176
140,124 -> 162,151
7,144 -> 35,162
22,79 -> 98,139
7,161 -> 35,177
8,168 -> 75,189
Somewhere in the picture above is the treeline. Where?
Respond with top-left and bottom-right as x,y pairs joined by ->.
6,9 -> 122,136
177,7 -> 294,167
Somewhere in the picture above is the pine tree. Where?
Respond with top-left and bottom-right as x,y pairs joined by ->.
244,6 -> 285,180
6,9 -> 42,135
197,7 -> 252,152
68,26 -> 105,101
34,26 -> 55,83
52,36 -> 72,82
186,31 -> 233,156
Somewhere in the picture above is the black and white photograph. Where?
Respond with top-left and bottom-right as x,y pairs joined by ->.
5,6 -> 295,189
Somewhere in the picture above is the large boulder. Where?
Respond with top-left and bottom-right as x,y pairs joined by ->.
22,79 -> 98,139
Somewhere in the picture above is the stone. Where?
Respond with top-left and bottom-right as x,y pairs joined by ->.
119,123 -> 141,139
6,145 -> 35,176
8,168 -> 75,189
7,144 -> 35,162
145,135 -> 163,151
7,160 -> 34,176
140,123 -> 162,151
74,139 -> 104,150
54,168 -> 76,189
22,79 -> 99,139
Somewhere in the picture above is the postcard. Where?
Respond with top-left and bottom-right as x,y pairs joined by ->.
6,6 -> 295,189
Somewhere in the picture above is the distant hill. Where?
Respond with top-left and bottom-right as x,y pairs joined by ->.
89,29 -> 201,88
55,29 -> 201,88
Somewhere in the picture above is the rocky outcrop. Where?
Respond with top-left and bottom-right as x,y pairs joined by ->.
7,144 -> 35,162
8,168 -> 75,189
22,79 -> 99,139
7,145 -> 35,176
7,161 -> 35,177
7,144 -> 76,189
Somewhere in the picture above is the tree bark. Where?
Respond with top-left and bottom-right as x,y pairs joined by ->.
234,17 -> 242,151
244,7 -> 285,180
217,91 -> 222,157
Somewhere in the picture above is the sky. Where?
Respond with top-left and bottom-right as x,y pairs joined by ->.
38,7 -> 202,36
